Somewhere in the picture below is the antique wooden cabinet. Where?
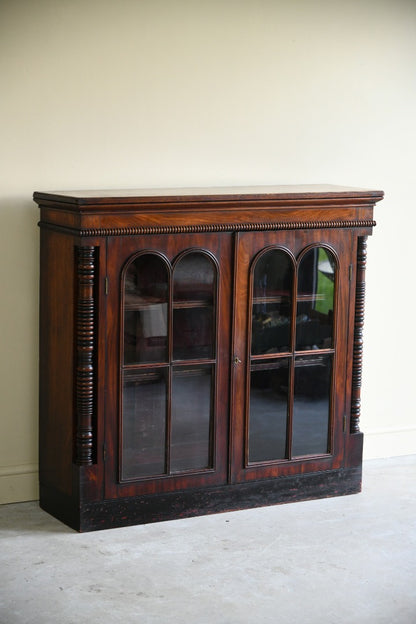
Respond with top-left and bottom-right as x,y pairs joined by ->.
35,185 -> 383,531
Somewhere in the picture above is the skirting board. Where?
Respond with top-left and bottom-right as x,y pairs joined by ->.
0,464 -> 39,504
363,427 -> 416,460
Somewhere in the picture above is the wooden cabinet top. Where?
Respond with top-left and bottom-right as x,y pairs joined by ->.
35,185 -> 383,236
34,184 -> 383,208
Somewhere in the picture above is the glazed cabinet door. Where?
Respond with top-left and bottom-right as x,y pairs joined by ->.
104,233 -> 232,498
230,229 -> 354,483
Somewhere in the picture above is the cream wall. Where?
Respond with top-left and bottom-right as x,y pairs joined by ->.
1,0 -> 415,504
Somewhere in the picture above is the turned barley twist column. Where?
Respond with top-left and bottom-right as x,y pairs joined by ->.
75,246 -> 96,465
350,236 -> 368,434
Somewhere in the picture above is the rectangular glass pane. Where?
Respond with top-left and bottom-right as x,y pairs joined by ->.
171,366 -> 213,472
124,304 -> 168,364
248,358 -> 289,462
292,354 -> 332,456
121,368 -> 167,479
173,306 -> 214,360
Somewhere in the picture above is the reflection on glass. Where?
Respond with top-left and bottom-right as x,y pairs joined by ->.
291,354 -> 332,456
248,359 -> 289,462
251,250 -> 293,355
173,308 -> 213,360
124,254 -> 169,364
171,365 -> 213,472
173,253 -> 215,360
121,368 -> 167,479
296,248 -> 335,351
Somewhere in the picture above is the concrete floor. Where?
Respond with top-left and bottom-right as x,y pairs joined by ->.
1,456 -> 415,624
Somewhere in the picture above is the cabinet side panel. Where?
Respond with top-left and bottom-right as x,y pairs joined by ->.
39,229 -> 75,495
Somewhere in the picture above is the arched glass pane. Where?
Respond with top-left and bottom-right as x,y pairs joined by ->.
251,249 -> 293,355
173,253 -> 216,360
296,247 -> 336,351
123,254 -> 169,364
